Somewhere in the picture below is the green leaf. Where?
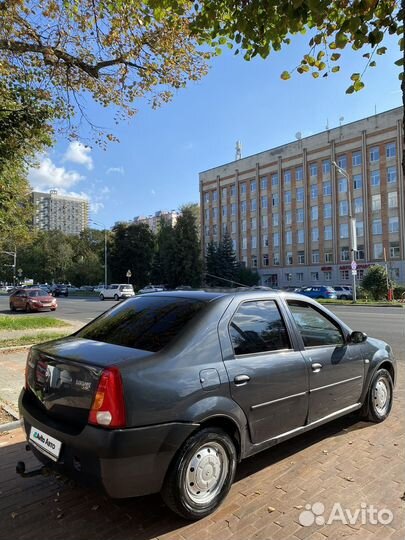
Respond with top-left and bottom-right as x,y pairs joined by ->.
376,46 -> 387,55
280,71 -> 291,80
331,66 -> 340,72
369,61 -> 376,67
346,85 -> 355,94
312,72 -> 319,78
353,80 -> 365,91
350,72 -> 361,81
394,58 -> 404,66
362,53 -> 370,59
215,47 -> 222,55
331,53 -> 341,61
317,61 -> 326,71
316,50 -> 325,61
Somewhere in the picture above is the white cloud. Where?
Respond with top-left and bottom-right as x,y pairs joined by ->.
63,141 -> 93,170
106,166 -> 125,175
151,189 -> 156,196
29,157 -> 84,190
90,202 -> 104,214
101,186 -> 110,195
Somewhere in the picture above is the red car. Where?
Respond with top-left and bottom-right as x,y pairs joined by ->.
9,288 -> 57,312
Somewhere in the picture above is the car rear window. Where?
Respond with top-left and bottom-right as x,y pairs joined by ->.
28,290 -> 44,297
76,296 -> 207,352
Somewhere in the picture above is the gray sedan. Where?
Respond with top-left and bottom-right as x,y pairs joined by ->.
18,290 -> 395,520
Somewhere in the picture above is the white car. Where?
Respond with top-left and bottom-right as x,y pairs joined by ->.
333,285 -> 353,300
99,284 -> 135,301
138,285 -> 165,294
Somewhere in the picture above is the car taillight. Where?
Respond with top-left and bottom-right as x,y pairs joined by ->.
88,367 -> 126,428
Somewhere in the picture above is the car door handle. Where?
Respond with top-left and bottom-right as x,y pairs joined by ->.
234,374 -> 250,385
311,363 -> 323,373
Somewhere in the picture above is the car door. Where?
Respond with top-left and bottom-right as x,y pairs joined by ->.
14,290 -> 26,309
106,285 -> 116,299
286,299 -> 364,423
220,299 -> 309,445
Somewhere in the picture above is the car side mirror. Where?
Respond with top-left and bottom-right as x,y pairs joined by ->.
349,331 -> 367,344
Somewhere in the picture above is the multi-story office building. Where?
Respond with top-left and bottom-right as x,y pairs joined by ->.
133,210 -> 180,233
32,190 -> 89,235
200,107 -> 404,287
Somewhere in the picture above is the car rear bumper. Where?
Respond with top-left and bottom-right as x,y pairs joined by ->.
19,389 -> 198,498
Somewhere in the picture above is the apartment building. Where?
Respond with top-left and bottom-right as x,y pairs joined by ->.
199,107 -> 404,287
133,210 -> 180,233
32,190 -> 89,235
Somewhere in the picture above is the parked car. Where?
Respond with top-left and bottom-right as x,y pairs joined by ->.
18,290 -> 395,519
10,288 -> 57,312
80,285 -> 95,291
99,283 -> 135,300
51,284 -> 69,297
333,286 -> 353,300
298,286 -> 337,299
138,284 -> 165,294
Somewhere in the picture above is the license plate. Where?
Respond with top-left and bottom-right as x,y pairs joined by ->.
29,427 -> 62,461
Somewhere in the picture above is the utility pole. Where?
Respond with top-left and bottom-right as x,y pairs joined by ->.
1,248 -> 17,285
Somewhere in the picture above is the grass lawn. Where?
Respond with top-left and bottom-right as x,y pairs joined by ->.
319,299 -> 404,307
0,316 -> 70,331
0,332 -> 70,348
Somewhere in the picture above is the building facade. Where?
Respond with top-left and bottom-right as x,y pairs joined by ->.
199,107 -> 404,287
32,190 -> 89,235
133,210 -> 180,233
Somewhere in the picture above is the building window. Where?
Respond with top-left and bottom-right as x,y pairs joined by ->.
340,270 -> 350,281
370,147 -> 380,162
213,190 -> 218,201
222,223 -> 228,234
339,200 -> 348,216
353,174 -> 362,190
241,201 -> 247,215
390,268 -> 400,280
356,246 -> 365,260
271,173 -> 279,186
352,151 -> 362,166
286,230 -> 292,244
285,191 -> 292,204
297,208 -> 304,222
311,272 -> 319,281
272,213 -> 279,227
388,191 -> 398,208
232,239 -> 237,251
370,170 -> 380,187
324,271 -> 332,281
338,178 -> 348,193
250,180 -> 257,193
222,205 -> 227,218
222,187 -> 227,199
261,214 -> 268,228
389,216 -> 399,233
373,243 -> 383,259
309,163 -> 318,177
231,221 -> 236,234
354,197 -> 363,214
250,217 -> 257,230
297,229 -> 305,244
323,181 -> 332,196
251,256 -> 258,268
261,196 -> 268,209
312,227 -> 319,241
231,203 -> 237,216
250,199 -> 257,212
322,159 -> 331,174
240,183 -> 246,194
260,176 -> 268,190
325,252 -> 333,263
297,272 -> 304,281
387,166 -> 397,183
324,225 -> 333,240
337,155 -> 347,169
311,206 -> 318,220
340,223 -> 349,238
242,237 -> 247,250
296,167 -> 303,182
242,219 -> 247,232
251,236 -> 257,249
356,221 -> 364,237
263,254 -> 269,266
205,209 -> 210,220
204,192 -> 210,203
286,252 -> 293,265
372,219 -> 382,235
311,184 -> 318,199
390,242 -> 400,258
324,203 -> 332,219
371,194 -> 381,211
272,193 -> 279,207
296,187 -> 304,202
298,251 -> 305,264
312,250 -> 320,263
273,232 -> 280,247
213,224 -> 218,235
340,247 -> 350,261
386,142 -> 396,158
285,211 -> 292,225
204,225 -> 210,236
230,184 -> 236,197
263,234 -> 269,247
284,170 -> 291,185
273,252 -> 280,265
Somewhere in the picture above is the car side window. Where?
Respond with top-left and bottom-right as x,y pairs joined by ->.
229,300 -> 291,356
287,300 -> 344,347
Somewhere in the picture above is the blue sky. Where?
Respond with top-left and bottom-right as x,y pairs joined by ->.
28,32 -> 402,229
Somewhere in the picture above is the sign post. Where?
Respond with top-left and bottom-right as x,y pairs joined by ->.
126,270 -> 132,284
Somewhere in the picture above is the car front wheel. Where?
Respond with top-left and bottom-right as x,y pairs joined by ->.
114,294 -> 119,301
100,294 -> 104,301
161,427 -> 237,520
365,368 -> 394,423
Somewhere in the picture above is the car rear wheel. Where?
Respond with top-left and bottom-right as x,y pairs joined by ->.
365,368 -> 393,423
100,294 -> 104,301
114,294 -> 119,301
25,303 -> 31,313
341,295 -> 348,300
9,304 -> 16,312
161,427 -> 237,520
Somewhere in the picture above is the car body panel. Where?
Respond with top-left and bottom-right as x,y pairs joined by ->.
10,288 -> 57,311
99,284 -> 135,299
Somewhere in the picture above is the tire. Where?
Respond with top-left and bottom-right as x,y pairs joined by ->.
341,295 -> 348,300
10,304 -> 16,312
25,303 -> 31,313
364,368 -> 394,423
114,294 -> 119,301
51,308 -> 56,311
161,427 -> 237,520
100,294 -> 104,301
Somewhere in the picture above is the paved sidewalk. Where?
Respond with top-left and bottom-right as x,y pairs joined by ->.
0,365 -> 404,539
0,350 -> 26,411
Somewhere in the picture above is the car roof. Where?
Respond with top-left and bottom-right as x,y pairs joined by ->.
140,288 -> 305,303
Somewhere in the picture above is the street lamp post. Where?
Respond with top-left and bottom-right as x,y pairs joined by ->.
90,220 -> 108,288
332,162 -> 357,302
1,248 -> 17,285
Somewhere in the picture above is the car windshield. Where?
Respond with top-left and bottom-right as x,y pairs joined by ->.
28,290 -> 45,297
76,296 -> 207,352
121,285 -> 133,290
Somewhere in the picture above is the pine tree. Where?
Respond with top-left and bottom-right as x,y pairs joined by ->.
217,232 -> 238,286
173,207 -> 202,287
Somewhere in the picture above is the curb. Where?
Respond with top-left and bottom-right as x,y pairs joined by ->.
0,419 -> 22,433
0,345 -> 32,352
